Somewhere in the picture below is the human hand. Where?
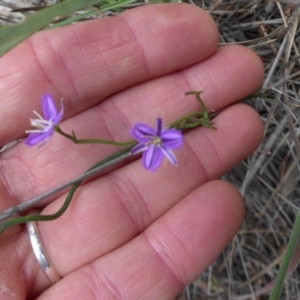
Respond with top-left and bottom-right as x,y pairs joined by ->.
0,4 -> 264,299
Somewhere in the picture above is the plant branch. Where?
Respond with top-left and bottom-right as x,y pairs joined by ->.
0,147 -> 132,223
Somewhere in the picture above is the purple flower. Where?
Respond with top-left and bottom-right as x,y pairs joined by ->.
25,94 -> 64,146
131,118 -> 183,171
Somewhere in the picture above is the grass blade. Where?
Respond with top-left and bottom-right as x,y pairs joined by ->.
0,0 -> 106,57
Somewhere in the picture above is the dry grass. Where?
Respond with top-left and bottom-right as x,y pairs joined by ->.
179,1 -> 300,299
1,1 -> 300,299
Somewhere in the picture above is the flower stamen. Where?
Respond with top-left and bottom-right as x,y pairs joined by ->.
25,94 -> 64,146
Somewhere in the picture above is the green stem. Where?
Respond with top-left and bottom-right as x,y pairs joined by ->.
269,212 -> 300,299
56,91 -> 213,145
0,91 -> 215,234
55,126 -> 136,147
170,111 -> 203,128
0,147 -> 132,234
185,91 -> 209,118
0,182 -> 81,233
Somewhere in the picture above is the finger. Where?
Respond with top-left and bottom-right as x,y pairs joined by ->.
22,103 -> 262,293
36,180 -> 244,300
0,45 -> 264,204
0,4 -> 218,145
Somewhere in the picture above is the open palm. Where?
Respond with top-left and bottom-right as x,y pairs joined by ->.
0,4 -> 264,299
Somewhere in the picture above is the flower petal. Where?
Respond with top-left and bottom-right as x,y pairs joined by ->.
131,123 -> 156,142
143,145 -> 164,171
42,94 -> 58,120
25,130 -> 53,146
53,99 -> 64,125
155,118 -> 163,136
161,129 -> 183,149
161,146 -> 178,166
131,142 -> 149,155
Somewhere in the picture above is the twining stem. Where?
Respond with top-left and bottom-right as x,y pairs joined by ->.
0,148 -> 133,223
185,91 -> 209,118
171,91 -> 214,129
0,182 -> 81,233
0,91 -> 215,233
56,92 -> 214,143
55,126 -> 136,147
0,147 -> 133,234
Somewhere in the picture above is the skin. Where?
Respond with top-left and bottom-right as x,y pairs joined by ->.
0,4 -> 264,300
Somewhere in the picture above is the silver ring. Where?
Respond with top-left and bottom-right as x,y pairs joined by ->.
27,212 -> 61,285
